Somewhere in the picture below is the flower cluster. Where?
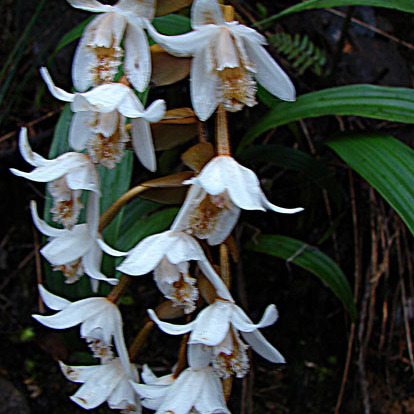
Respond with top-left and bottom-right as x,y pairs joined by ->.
11,0 -> 303,412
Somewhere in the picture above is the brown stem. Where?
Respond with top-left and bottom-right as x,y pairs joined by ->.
128,320 -> 155,361
220,244 -> 231,288
216,104 -> 231,156
107,274 -> 131,303
98,185 -> 147,232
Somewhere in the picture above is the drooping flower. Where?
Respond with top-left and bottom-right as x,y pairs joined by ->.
10,128 -> 100,228
59,358 -> 141,412
68,0 -> 155,92
33,284 -> 132,374
173,155 -> 304,245
148,299 -> 285,379
41,67 -> 165,171
102,229 -> 233,312
131,359 -> 230,414
30,201 -> 122,289
145,0 -> 295,120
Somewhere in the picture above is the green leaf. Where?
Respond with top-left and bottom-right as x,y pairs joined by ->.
239,85 -> 414,152
152,14 -> 191,35
49,17 -> 93,60
238,145 -> 342,207
326,133 -> 414,235
246,235 -> 356,320
255,0 -> 414,26
117,207 -> 179,251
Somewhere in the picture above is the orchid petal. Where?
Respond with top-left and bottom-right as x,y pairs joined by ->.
141,365 -> 158,384
129,381 -> 168,401
112,307 -> 132,377
17,128 -> 48,167
170,184 -> 203,231
86,192 -> 100,237
94,12 -> 126,48
107,378 -> 138,411
40,67 -> 74,102
32,297 -> 102,329
244,39 -> 296,102
66,0 -> 112,13
117,231 -> 171,275
96,111 -> 119,137
38,284 -> 71,311
142,99 -> 166,123
197,258 -> 233,302
145,22 -> 202,57
69,112 -> 95,151
11,153 -> 90,183
165,232 -> 205,264
191,0 -> 225,29
71,83 -> 129,113
148,309 -> 196,335
157,369 -> 201,414
206,202 -> 240,246
131,118 -> 156,172
189,301 -> 232,346
124,24 -> 150,92
191,48 -> 219,121
59,361 -> 99,383
261,195 -> 304,214
70,364 -> 120,409
40,225 -> 92,265
72,17 -> 101,91
187,343 -> 213,370
241,330 -> 285,363
195,370 -> 230,414
66,163 -> 100,193
30,200 -> 67,238
116,0 -> 155,20
97,238 -> 128,257
232,304 -> 278,333
83,245 -> 119,285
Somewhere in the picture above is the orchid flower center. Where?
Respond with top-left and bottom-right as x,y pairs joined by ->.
189,192 -> 231,237
48,178 -> 83,228
214,28 -> 257,112
213,328 -> 250,379
87,112 -> 128,169
53,258 -> 84,284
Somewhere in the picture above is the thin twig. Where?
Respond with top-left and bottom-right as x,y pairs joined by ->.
32,223 -> 44,313
327,8 -> 414,51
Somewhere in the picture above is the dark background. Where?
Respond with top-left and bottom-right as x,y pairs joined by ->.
0,1 -> 413,413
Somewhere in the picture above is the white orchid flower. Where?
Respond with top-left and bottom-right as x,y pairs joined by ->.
148,299 -> 285,379
68,0 -> 155,92
59,358 -> 140,412
131,362 -> 229,414
33,284 -> 132,375
145,0 -> 295,120
173,155 -> 304,245
30,200 -> 123,289
10,128 -> 99,228
41,67 -> 166,171
102,229 -> 233,312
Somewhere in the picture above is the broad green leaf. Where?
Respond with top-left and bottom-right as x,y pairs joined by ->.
246,235 -> 356,320
238,145 -> 342,207
152,14 -> 191,35
326,133 -> 414,235
255,0 -> 414,26
117,207 -> 179,251
239,85 -> 414,152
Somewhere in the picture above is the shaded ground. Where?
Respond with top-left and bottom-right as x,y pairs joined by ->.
0,1 -> 413,413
